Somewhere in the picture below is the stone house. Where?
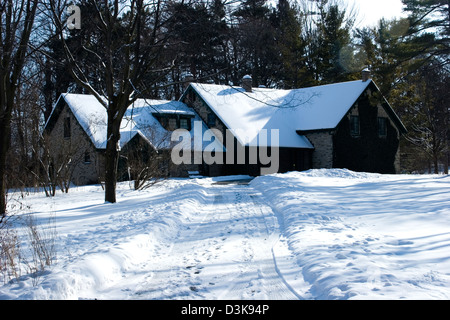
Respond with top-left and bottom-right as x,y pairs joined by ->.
44,71 -> 407,186
180,70 -> 407,175
43,93 -> 224,185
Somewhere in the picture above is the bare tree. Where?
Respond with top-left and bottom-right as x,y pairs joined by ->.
403,61 -> 449,173
47,0 -> 175,203
122,145 -> 170,190
119,124 -> 173,190
0,0 -> 39,220
32,132 -> 88,196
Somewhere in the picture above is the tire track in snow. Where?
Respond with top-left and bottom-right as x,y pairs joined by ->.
215,184 -> 302,300
127,180 -> 303,300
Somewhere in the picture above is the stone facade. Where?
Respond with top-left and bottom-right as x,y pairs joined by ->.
44,102 -> 104,185
305,131 -> 334,169
46,97 -> 225,185
184,90 -> 227,143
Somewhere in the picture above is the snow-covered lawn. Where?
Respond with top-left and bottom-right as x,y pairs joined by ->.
252,170 -> 450,299
1,169 -> 449,300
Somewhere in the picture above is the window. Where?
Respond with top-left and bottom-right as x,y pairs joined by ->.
168,118 -> 177,130
207,113 -> 216,127
156,115 -> 192,131
378,117 -> 387,137
350,116 -> 360,136
180,118 -> 189,130
64,117 -> 71,138
84,151 -> 91,164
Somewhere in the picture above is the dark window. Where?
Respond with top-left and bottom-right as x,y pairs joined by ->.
64,117 -> 71,138
378,117 -> 387,137
207,113 -> 216,127
84,151 -> 91,163
350,116 -> 360,136
180,118 -> 189,130
168,118 -> 177,130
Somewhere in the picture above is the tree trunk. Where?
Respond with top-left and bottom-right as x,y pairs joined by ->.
0,153 -> 7,219
104,113 -> 121,203
0,115 -> 11,218
434,156 -> 439,174
445,131 -> 449,174
104,144 -> 119,203
445,151 -> 449,175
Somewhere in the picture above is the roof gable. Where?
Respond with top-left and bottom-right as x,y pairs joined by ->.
45,93 -> 224,152
367,81 -> 407,134
185,80 -> 374,148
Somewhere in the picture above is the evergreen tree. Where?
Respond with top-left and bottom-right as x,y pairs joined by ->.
353,1 -> 449,173
400,59 -> 449,173
166,0 -> 230,96
306,0 -> 356,84
232,0 -> 279,86
275,0 -> 310,88
403,0 -> 449,65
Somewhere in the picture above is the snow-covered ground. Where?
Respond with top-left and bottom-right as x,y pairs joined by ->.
1,169 -> 449,300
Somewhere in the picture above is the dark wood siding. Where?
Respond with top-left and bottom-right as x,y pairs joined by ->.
333,88 -> 400,174
223,146 -> 312,176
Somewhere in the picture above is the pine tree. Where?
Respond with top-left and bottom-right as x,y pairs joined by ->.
166,0 -> 230,95
400,60 -> 449,173
354,1 -> 450,173
275,0 -> 310,88
403,0 -> 449,46
398,0 -> 450,68
232,0 -> 279,86
309,0 -> 355,84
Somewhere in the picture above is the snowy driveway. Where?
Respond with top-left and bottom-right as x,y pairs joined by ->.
102,181 -> 302,300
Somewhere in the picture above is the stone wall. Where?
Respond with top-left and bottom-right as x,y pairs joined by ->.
45,103 -> 103,185
305,131 -> 334,169
184,89 -> 226,144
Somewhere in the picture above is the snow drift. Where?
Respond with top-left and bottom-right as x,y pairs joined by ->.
1,169 -> 449,300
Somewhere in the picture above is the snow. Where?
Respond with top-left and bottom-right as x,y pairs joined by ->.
188,80 -> 373,148
59,93 -> 109,149
122,99 -> 223,152
1,169 -> 449,300
252,170 -> 450,299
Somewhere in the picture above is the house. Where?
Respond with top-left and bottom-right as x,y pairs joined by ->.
43,93 -> 224,185
44,70 -> 407,186
180,70 -> 407,176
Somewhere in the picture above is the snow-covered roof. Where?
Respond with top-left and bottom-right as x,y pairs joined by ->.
127,98 -> 196,116
47,93 -> 223,152
187,80 -> 375,148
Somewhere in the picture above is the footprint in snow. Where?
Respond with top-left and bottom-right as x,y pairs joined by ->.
388,239 -> 414,246
335,253 -> 347,260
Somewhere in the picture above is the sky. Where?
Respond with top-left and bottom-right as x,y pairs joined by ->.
348,0 -> 407,28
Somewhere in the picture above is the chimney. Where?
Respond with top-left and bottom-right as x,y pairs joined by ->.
362,68 -> 371,82
183,72 -> 194,90
242,75 -> 253,93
